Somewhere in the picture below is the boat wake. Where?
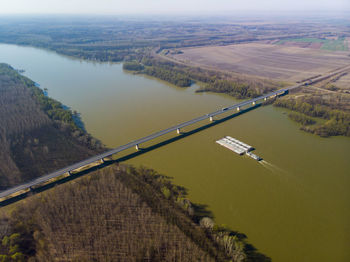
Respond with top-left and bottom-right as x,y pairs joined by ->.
259,160 -> 309,194
259,160 -> 287,174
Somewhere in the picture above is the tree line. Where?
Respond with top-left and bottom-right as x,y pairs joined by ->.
288,112 -> 316,126
122,58 -> 282,98
123,61 -> 192,87
0,165 -> 270,261
274,98 -> 350,137
0,63 -> 103,190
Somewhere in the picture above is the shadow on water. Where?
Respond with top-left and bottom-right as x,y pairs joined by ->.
41,85 -> 87,131
61,104 -> 86,131
0,104 -> 271,261
0,104 -> 261,207
72,112 -> 86,131
115,104 -> 261,161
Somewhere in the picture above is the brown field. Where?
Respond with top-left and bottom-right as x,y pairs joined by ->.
332,72 -> 350,91
280,41 -> 323,49
167,43 -> 350,83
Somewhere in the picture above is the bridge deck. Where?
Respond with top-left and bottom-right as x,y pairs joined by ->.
1,67 -> 347,200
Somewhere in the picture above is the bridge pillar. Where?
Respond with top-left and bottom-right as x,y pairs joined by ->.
237,106 -> 240,111
101,158 -> 105,164
209,116 -> 213,122
68,171 -> 72,176
135,144 -> 139,151
177,128 -> 181,134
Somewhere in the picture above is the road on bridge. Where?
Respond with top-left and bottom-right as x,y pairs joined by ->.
0,67 -> 348,200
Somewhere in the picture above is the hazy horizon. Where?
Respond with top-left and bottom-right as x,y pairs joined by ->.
0,0 -> 349,15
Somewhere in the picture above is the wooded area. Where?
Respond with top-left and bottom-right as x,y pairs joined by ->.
288,112 -> 316,126
0,64 -> 103,190
0,166 -> 269,261
274,96 -> 350,137
0,16 -> 338,98
0,63 -> 269,261
123,58 -> 283,97
1,16 -> 332,63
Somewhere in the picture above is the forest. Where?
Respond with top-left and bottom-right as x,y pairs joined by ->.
0,16 -> 347,104
274,97 -> 350,137
0,63 -> 103,190
122,61 -> 145,71
123,61 -> 192,87
123,58 -> 282,97
0,63 -> 270,261
0,16 -> 334,98
288,112 -> 316,126
0,16 -> 330,63
0,15 -> 348,262
0,165 -> 269,261
198,79 -> 259,99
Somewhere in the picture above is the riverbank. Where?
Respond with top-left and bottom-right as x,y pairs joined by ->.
128,58 -> 350,139
1,164 -> 269,261
0,62 -> 268,261
0,63 -> 104,190
1,43 -> 349,262
273,93 -> 350,137
123,58 -> 286,99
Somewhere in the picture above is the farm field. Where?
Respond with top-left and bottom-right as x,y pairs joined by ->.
332,71 -> 350,91
277,37 -> 349,51
167,42 -> 350,82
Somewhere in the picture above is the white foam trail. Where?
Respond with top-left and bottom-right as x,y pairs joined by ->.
259,160 -> 288,175
259,160 -> 275,173
259,160 -> 310,195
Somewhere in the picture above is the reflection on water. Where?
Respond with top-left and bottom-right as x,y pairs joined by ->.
1,43 -> 349,262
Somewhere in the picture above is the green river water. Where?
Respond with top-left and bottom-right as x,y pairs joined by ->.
1,44 -> 349,262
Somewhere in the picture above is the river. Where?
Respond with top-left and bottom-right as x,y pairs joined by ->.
1,43 -> 349,262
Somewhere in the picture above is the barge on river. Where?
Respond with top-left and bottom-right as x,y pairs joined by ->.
216,136 -> 262,161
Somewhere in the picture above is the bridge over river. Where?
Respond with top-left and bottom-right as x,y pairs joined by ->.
0,68 -> 348,204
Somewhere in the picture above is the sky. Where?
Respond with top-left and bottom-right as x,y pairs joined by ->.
0,0 -> 349,15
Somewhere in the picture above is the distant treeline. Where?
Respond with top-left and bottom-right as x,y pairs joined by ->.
275,98 -> 350,137
143,66 -> 192,87
123,59 -> 282,97
123,61 -> 192,87
197,79 -> 259,99
122,61 -> 145,71
0,17 -> 288,97
0,16 -> 319,63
